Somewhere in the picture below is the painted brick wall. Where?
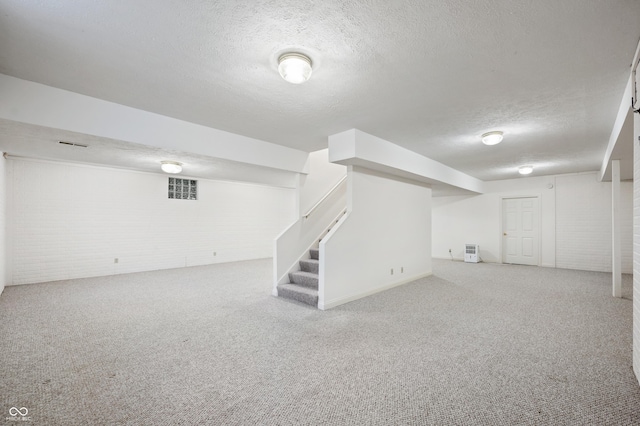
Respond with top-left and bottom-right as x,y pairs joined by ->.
0,154 -> 5,294
622,177 -> 634,274
556,173 -> 633,273
8,158 -> 296,285
634,114 -> 640,383
432,172 -> 632,271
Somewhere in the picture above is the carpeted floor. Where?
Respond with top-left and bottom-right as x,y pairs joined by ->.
0,259 -> 638,425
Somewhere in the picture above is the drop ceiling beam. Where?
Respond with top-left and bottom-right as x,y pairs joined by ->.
328,129 -> 484,194
0,74 -> 310,175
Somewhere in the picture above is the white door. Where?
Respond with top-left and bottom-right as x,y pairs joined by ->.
502,197 -> 539,265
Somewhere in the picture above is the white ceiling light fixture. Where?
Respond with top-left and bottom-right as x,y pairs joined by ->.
481,131 -> 504,145
161,161 -> 182,174
278,53 -> 312,84
519,165 -> 533,175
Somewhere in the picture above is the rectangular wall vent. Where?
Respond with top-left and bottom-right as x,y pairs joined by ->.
168,177 -> 197,200
58,141 -> 88,148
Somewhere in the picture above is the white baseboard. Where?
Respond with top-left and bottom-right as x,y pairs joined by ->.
319,272 -> 432,310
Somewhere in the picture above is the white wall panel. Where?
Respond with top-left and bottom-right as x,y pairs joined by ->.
8,158 -> 295,285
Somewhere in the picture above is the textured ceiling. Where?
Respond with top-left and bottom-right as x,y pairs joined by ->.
0,0 -> 639,181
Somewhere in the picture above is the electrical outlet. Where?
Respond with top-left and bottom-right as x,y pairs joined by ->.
114,258 -> 118,264
391,268 -> 394,275
401,267 -> 404,273
213,252 -> 217,256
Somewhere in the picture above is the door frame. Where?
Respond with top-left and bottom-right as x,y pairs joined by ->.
499,195 -> 542,266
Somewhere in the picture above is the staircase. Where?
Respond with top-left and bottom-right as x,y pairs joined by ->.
277,248 -> 320,307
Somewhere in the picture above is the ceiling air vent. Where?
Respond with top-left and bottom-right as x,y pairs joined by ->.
58,141 -> 88,148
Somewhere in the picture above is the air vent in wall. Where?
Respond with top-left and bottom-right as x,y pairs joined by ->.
58,141 -> 88,148
168,177 -> 197,200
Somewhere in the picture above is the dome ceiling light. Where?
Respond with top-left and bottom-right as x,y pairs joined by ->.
161,161 -> 182,174
481,131 -> 504,145
278,53 -> 312,84
519,165 -> 533,175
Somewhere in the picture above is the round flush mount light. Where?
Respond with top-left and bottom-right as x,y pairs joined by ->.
519,165 -> 533,175
161,161 -> 182,174
481,131 -> 504,145
278,53 -> 312,84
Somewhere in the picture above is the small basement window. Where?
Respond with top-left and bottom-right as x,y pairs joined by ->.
168,177 -> 197,200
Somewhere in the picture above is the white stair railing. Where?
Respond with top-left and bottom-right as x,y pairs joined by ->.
303,176 -> 347,219
273,177 -> 347,292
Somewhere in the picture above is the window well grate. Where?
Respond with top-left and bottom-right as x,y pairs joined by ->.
168,178 -> 197,200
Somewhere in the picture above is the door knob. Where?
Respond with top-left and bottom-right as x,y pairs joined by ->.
503,232 -> 507,236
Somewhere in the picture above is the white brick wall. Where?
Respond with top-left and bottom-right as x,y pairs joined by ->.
556,173 -> 633,273
0,153 -> 5,294
634,114 -> 640,383
432,172 -> 632,271
8,158 -> 296,285
622,178 -> 634,274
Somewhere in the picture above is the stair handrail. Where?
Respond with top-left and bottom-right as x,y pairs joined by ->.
303,175 -> 347,219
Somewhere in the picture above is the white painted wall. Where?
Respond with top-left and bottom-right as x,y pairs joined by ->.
432,172 -> 633,273
556,173 -> 632,273
320,166 -> 432,309
8,157 -> 296,285
433,175 -> 556,267
299,149 -> 346,215
0,153 -> 5,295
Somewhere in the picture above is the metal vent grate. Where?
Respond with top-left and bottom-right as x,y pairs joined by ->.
58,141 -> 88,148
168,178 -> 197,200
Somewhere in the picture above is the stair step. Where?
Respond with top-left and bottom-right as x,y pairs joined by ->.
277,283 -> 318,307
288,271 -> 318,289
299,258 -> 319,274
309,248 -> 319,260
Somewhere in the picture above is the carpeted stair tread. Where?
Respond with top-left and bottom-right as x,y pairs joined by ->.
277,283 -> 318,307
299,259 -> 319,274
278,247 -> 320,307
309,248 -> 319,260
288,271 -> 319,289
